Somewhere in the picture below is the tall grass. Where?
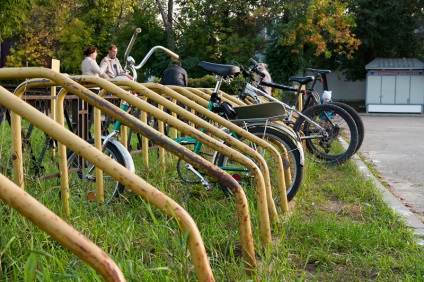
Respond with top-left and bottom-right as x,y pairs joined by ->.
1,119 -> 423,281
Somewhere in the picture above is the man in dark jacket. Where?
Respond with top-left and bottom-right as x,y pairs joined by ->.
160,60 -> 188,87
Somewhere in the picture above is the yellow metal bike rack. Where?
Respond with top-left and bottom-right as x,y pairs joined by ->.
5,69 -> 255,276
139,83 -> 286,219
68,76 -> 272,252
0,173 -> 125,282
147,84 -> 292,215
0,83 -> 216,282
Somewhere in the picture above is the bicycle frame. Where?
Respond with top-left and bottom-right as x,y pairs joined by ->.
243,80 -> 327,140
172,77 -> 254,189
173,73 -> 303,190
101,28 -> 179,150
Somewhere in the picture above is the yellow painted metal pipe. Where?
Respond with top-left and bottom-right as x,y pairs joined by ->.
70,77 -> 271,251
95,89 -> 107,202
138,83 -> 282,221
150,84 -> 291,214
0,173 -> 126,281
4,69 -> 257,276
185,87 -> 302,210
0,84 -> 216,282
12,78 -> 53,190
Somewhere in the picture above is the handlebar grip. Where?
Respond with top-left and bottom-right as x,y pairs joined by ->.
164,49 -> 179,59
249,58 -> 259,66
255,69 -> 266,78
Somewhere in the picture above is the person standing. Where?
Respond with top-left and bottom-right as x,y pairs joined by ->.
160,60 -> 188,87
257,63 -> 272,95
81,46 -> 109,79
100,45 -> 125,78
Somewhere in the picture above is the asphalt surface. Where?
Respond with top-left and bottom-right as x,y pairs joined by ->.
357,114 -> 424,241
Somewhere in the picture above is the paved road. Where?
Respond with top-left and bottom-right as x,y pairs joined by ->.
358,114 -> 424,222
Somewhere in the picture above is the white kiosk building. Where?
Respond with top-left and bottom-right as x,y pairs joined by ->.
365,58 -> 424,113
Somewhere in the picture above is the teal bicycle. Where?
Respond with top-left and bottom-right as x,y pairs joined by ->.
174,61 -> 304,201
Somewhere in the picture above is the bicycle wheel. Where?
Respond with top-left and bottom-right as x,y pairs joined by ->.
217,126 -> 303,202
66,139 -> 128,203
304,94 -> 365,154
294,104 -> 358,165
330,102 -> 365,152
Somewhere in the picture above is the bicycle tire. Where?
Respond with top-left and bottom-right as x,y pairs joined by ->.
304,95 -> 365,153
66,139 -> 128,203
294,104 -> 358,165
216,126 -> 304,202
330,102 -> 364,152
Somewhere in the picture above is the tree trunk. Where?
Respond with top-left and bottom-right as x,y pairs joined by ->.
156,0 -> 175,51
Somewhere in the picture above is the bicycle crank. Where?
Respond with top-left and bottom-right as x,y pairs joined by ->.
184,163 -> 213,190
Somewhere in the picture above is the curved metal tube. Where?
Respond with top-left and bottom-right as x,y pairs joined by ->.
0,70 -> 217,281
134,46 -> 179,70
153,85 -> 292,214
0,172 -> 126,282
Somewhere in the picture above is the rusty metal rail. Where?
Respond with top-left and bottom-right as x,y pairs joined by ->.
0,72 -> 217,281
71,77 -> 274,246
1,68 -> 256,277
147,84 -> 301,213
0,173 -> 126,282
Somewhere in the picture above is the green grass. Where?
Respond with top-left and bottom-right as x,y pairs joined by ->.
1,121 -> 423,281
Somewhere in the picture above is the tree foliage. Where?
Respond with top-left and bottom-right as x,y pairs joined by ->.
176,0 -> 283,77
0,0 -> 32,41
5,0 -> 138,73
2,0 -> 423,83
265,0 -> 360,84
341,0 -> 424,81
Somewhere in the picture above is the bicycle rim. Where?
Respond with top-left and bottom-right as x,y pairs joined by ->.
217,126 -> 303,202
331,102 -> 365,152
294,104 -> 358,165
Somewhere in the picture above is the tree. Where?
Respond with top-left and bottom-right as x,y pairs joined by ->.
0,0 -> 31,41
4,0 -> 138,73
265,0 -> 360,84
341,0 -> 424,81
155,0 -> 175,50
176,0 -> 280,77
115,2 -> 168,81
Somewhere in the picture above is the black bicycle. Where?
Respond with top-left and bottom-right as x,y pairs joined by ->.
238,58 -> 359,166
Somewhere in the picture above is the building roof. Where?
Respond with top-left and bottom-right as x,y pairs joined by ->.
365,58 -> 424,70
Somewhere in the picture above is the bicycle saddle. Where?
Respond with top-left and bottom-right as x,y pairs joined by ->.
306,68 -> 331,75
198,61 -> 240,77
289,76 -> 314,84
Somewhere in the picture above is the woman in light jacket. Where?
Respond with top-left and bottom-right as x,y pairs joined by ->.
81,46 -> 109,78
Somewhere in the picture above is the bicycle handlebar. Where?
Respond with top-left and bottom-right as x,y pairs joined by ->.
249,58 -> 259,66
123,28 -> 142,64
133,46 -> 179,70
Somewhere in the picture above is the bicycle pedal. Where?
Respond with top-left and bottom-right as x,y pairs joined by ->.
203,183 -> 213,191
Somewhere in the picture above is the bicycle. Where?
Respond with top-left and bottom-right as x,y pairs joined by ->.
174,61 -> 304,202
66,28 -> 179,203
238,58 -> 359,166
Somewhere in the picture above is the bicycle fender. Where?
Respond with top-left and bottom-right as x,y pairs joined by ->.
243,122 -> 305,165
101,137 -> 135,173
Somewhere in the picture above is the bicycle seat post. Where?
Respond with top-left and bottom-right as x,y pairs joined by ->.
209,75 -> 224,111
